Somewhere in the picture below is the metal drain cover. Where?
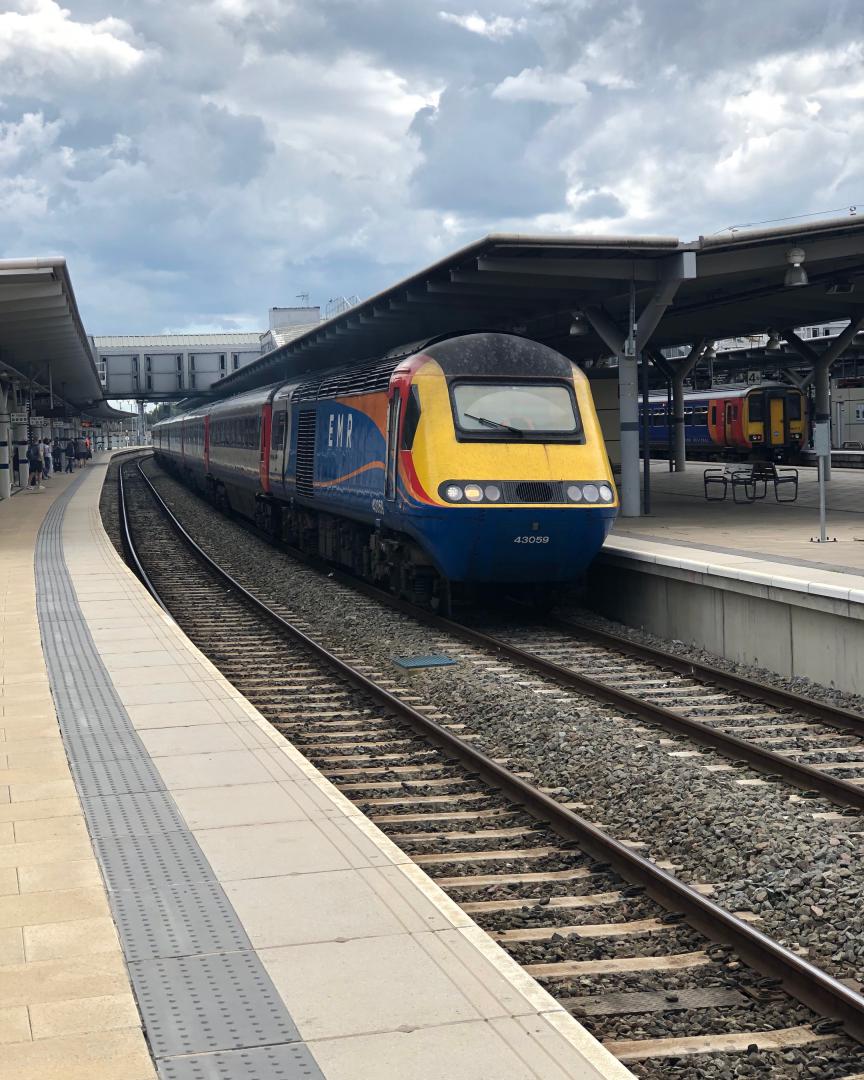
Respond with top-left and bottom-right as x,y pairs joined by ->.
392,654 -> 457,669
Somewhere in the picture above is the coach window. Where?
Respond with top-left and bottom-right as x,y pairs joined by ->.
787,394 -> 802,420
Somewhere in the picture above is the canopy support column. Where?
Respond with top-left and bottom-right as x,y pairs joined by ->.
585,252 -> 696,516
669,339 -> 706,473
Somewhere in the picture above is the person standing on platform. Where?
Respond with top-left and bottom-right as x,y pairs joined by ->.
26,439 -> 44,491
42,438 -> 52,478
65,437 -> 76,473
53,438 -> 63,474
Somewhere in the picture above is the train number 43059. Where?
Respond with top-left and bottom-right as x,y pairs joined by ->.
513,535 -> 550,544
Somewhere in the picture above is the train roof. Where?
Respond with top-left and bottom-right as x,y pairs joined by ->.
647,382 -> 797,403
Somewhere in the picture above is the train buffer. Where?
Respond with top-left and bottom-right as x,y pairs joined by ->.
703,462 -> 799,504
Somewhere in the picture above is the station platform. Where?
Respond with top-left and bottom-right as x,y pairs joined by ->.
591,461 -> 864,694
0,455 -> 629,1080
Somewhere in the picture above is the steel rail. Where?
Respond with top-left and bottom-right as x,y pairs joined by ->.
121,457 -> 864,1043
116,453 -> 169,615
540,611 -> 864,737
427,610 -> 864,813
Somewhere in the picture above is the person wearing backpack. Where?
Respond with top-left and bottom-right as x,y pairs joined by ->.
65,437 -> 76,473
26,439 -> 44,491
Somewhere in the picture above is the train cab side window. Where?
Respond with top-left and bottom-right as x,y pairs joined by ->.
710,405 -> 717,425
749,393 -> 764,422
787,395 -> 802,420
401,387 -> 421,450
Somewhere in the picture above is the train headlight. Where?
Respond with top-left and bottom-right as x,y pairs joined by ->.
583,484 -> 600,502
445,485 -> 463,502
464,483 -> 484,502
484,485 -> 501,502
567,484 -> 583,502
598,484 -> 614,502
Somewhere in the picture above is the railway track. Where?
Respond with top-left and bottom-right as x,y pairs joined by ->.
442,610 -> 864,815
112,456 -> 864,1079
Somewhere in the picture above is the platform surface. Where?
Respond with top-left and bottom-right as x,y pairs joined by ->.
608,461 -> 864,602
0,455 -> 630,1080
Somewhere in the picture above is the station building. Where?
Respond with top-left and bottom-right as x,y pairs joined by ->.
92,306 -> 321,400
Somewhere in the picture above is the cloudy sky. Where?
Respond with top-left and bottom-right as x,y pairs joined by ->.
1,0 -> 863,334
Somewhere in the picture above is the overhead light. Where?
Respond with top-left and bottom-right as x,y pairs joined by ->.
784,247 -> 808,288
569,311 -> 589,337
765,331 -> 782,351
703,342 -> 717,361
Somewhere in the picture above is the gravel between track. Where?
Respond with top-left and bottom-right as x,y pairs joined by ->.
129,459 -> 864,995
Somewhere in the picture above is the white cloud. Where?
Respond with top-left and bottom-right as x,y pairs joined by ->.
493,67 -> 589,105
0,0 -> 146,94
1,0 -> 863,335
439,11 -> 526,40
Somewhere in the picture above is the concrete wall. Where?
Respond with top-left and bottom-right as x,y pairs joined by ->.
588,554 -> 864,695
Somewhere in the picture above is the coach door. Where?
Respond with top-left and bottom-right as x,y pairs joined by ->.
269,405 -> 289,487
710,401 -> 725,445
725,401 -> 735,446
385,388 -> 402,502
767,392 -> 786,449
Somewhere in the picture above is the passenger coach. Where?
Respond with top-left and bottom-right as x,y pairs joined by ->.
153,331 -> 617,608
645,383 -> 807,462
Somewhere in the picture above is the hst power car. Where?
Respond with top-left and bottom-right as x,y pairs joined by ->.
153,331 -> 617,608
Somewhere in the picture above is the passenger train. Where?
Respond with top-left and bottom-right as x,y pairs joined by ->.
152,331 -> 617,608
645,383 -> 808,462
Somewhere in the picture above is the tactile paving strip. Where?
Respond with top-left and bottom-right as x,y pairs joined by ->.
34,470 -> 325,1080
81,790 -> 189,839
128,951 -> 301,1056
111,880 -> 251,962
158,1045 -> 322,1080
93,828 -> 216,892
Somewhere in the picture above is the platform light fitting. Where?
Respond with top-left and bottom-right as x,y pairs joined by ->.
569,312 -> 589,336
784,247 -> 809,288
765,331 -> 782,351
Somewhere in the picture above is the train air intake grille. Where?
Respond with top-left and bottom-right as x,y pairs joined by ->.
295,410 -> 317,497
514,481 -> 554,502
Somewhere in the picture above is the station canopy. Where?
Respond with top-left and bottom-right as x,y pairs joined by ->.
212,215 -> 864,398
0,257 -> 107,413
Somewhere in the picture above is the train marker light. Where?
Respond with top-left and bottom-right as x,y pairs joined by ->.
582,484 -> 600,502
464,483 -> 484,502
567,484 -> 583,501
484,485 -> 501,501
599,484 -> 614,502
445,485 -> 463,501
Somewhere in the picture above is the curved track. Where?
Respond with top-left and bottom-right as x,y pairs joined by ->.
112,455 -> 864,1079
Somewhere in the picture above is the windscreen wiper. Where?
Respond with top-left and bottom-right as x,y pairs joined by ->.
464,412 -> 524,436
